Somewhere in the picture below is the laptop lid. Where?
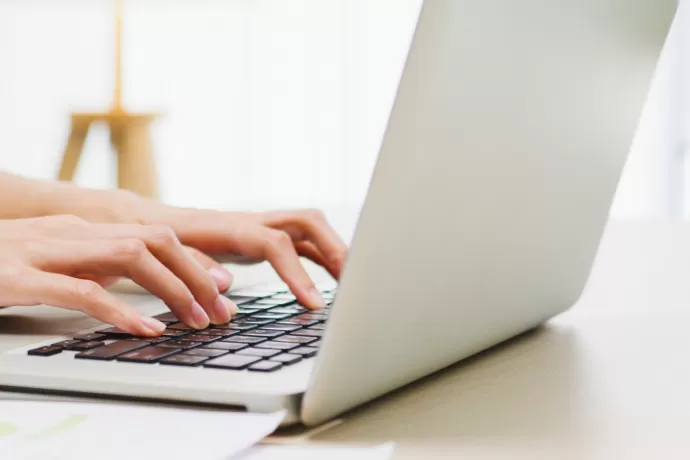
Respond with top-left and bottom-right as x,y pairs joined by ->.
301,0 -> 677,425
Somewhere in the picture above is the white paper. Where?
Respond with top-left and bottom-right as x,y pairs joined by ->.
233,442 -> 396,460
0,400 -> 284,460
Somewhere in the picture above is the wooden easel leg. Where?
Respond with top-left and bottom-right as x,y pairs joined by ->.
57,119 -> 90,182
113,120 -> 158,199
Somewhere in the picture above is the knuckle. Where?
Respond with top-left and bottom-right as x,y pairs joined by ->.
146,225 -> 178,247
113,239 -> 148,261
265,231 -> 292,253
35,215 -> 86,230
0,264 -> 25,283
72,280 -> 104,305
304,208 -> 326,222
328,250 -> 347,267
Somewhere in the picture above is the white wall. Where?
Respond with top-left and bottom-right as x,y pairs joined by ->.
0,0 -> 682,217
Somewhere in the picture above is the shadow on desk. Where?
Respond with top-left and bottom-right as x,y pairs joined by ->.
311,323 -> 589,451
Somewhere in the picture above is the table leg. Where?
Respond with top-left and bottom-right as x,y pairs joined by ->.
57,119 -> 90,181
113,120 -> 158,199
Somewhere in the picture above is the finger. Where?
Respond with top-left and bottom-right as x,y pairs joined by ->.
76,274 -> 121,289
265,210 -> 348,277
51,223 -> 235,325
186,247 -> 233,293
294,241 -> 340,279
137,226 -> 235,324
19,270 -> 166,337
32,238 -> 211,330
255,228 -> 326,310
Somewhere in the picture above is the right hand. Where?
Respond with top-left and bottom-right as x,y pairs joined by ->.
0,216 -> 237,336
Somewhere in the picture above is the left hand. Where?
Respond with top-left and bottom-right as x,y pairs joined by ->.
55,190 -> 348,310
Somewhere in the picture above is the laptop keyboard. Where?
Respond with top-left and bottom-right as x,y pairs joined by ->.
26,285 -> 335,373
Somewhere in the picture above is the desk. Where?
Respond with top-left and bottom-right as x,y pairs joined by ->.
2,220 -> 690,459
302,220 -> 690,459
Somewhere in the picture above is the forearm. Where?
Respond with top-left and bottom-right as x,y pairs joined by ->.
0,173 -> 145,223
0,173 -> 66,219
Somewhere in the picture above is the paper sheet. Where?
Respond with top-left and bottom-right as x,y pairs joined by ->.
0,400 -> 284,460
233,442 -> 396,460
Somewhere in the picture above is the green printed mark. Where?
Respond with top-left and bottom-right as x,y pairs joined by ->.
0,422 -> 18,437
28,415 -> 88,440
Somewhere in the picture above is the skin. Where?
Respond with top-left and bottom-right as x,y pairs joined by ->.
0,173 -> 348,336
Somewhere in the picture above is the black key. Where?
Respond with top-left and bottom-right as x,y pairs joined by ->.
125,337 -> 169,344
153,312 -> 179,323
222,336 -> 267,345
185,348 -> 228,358
66,341 -> 105,351
225,295 -> 260,305
117,346 -> 181,363
244,329 -> 286,339
248,361 -> 283,373
237,318 -> 273,325
290,346 -> 318,358
97,327 -> 133,338
161,329 -> 189,338
297,313 -> 328,322
75,341 -> 149,360
28,346 -> 62,357
256,341 -> 300,351
229,289 -> 277,298
160,354 -> 208,367
203,354 -> 261,370
276,319 -> 319,327
261,324 -> 302,333
274,335 -> 318,345
180,334 -> 219,343
270,353 -> 303,365
236,307 -> 266,315
291,329 -> 322,338
72,333 -> 106,342
252,298 -> 293,306
203,342 -> 248,352
212,323 -> 257,331
236,348 -> 281,358
52,340 -> 83,349
196,329 -> 233,337
271,294 -> 296,301
266,307 -> 303,315
166,322 -> 194,331
251,313 -> 292,320
157,340 -> 202,350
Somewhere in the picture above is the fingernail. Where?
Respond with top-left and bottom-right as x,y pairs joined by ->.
211,295 -> 235,324
140,317 -> 166,335
190,301 -> 210,329
222,295 -> 239,315
308,287 -> 326,310
209,267 -> 233,292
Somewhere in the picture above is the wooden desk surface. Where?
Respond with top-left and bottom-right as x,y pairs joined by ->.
2,219 -> 690,459
308,220 -> 690,459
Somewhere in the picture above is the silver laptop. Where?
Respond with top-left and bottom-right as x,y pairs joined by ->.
0,0 -> 676,426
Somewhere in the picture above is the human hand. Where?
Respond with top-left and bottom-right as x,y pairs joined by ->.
45,188 -> 348,309
0,216 -> 237,336
144,207 -> 348,310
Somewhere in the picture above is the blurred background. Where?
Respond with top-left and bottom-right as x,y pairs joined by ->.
0,0 -> 689,217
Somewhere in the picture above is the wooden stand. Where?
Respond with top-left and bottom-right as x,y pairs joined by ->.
57,0 -> 159,198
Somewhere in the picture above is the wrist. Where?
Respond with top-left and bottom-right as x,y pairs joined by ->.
43,183 -> 153,224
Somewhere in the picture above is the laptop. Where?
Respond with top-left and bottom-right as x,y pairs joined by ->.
0,0 -> 676,426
